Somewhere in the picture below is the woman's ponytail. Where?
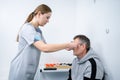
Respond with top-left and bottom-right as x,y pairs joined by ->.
25,12 -> 34,23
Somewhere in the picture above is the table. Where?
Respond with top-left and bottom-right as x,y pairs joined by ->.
39,69 -> 69,80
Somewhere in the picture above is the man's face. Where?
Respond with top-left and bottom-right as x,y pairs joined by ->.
73,38 -> 85,57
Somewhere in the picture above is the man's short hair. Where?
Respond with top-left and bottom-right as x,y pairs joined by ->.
73,34 -> 90,51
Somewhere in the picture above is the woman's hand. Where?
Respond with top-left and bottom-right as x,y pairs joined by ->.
66,42 -> 78,51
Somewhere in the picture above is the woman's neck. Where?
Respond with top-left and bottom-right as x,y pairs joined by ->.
30,19 -> 39,28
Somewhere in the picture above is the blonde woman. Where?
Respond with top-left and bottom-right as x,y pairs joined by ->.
9,4 -> 77,80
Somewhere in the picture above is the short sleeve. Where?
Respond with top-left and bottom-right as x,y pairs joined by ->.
20,24 -> 42,45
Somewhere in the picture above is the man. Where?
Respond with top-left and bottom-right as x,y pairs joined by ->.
68,35 -> 105,80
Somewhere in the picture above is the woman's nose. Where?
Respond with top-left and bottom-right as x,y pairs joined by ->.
47,19 -> 49,23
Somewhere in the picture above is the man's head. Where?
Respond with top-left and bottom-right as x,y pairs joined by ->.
73,35 -> 90,58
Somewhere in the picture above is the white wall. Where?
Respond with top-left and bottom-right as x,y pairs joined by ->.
76,0 -> 120,80
0,0 -> 120,80
39,0 -> 77,67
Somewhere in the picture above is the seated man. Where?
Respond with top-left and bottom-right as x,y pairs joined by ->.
68,34 -> 105,80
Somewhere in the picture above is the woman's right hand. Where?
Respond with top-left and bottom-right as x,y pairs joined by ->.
66,42 -> 78,51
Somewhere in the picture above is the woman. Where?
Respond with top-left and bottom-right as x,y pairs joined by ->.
9,4 -> 77,80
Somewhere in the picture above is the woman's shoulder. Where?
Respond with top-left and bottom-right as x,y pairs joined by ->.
19,23 -> 36,35
22,23 -> 35,31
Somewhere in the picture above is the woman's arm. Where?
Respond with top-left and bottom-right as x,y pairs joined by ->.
33,40 -> 76,53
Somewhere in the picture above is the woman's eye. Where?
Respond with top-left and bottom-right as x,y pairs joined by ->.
47,16 -> 50,19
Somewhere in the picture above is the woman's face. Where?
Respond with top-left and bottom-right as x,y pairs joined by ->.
38,12 -> 51,26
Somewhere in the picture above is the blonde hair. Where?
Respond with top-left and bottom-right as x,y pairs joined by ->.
16,4 -> 52,42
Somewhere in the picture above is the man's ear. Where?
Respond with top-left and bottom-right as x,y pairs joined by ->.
82,44 -> 86,49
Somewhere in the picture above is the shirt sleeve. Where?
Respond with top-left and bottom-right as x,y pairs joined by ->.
21,25 -> 42,45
